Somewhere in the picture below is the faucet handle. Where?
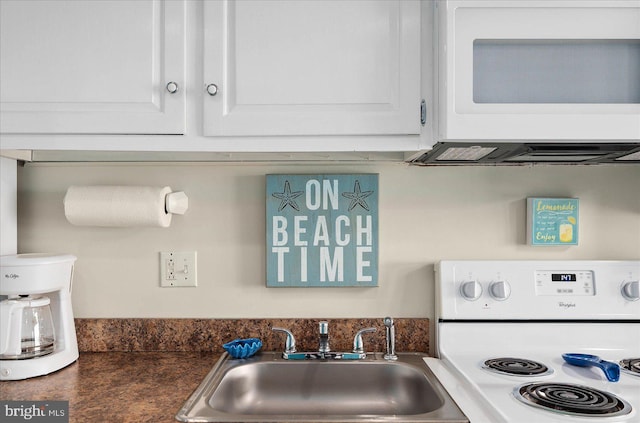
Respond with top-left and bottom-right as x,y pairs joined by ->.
272,327 -> 296,354
352,327 -> 377,354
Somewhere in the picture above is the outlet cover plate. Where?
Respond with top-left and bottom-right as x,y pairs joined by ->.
160,251 -> 197,287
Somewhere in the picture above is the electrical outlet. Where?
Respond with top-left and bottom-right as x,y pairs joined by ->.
160,251 -> 197,287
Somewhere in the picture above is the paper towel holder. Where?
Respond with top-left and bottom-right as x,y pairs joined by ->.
165,191 -> 188,215
63,185 -> 189,228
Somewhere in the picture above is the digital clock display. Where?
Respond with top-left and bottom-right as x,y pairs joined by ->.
552,273 -> 577,282
535,270 -> 594,296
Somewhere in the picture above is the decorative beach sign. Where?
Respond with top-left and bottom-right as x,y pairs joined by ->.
527,197 -> 579,246
266,174 -> 378,287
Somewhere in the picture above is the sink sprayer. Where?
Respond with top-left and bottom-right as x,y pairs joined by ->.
383,316 -> 398,361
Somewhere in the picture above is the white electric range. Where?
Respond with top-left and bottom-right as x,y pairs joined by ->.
424,260 -> 640,423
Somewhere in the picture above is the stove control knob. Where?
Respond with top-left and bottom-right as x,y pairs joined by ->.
621,280 -> 639,301
460,281 -> 482,301
489,280 -> 511,301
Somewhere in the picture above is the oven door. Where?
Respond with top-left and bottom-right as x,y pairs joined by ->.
439,0 -> 640,141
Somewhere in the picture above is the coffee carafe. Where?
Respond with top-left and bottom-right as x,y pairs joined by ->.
0,254 -> 78,380
1,295 -> 56,360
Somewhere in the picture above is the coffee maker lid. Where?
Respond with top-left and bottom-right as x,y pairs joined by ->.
0,253 -> 77,267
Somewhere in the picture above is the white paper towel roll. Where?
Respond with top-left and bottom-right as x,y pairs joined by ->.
64,186 -> 173,227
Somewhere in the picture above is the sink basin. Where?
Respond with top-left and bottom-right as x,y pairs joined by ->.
176,352 -> 468,422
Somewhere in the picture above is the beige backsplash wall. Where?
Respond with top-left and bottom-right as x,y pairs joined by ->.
16,162 -> 640,320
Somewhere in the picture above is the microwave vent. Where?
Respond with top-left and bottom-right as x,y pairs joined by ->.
435,146 -> 497,161
411,143 -> 640,165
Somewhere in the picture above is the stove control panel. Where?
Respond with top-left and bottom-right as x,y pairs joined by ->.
534,270 -> 595,296
437,260 -> 640,320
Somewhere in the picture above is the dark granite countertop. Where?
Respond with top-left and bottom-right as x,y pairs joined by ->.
0,352 -> 219,423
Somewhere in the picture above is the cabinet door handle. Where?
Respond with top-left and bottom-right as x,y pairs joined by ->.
166,82 -> 179,94
206,84 -> 218,96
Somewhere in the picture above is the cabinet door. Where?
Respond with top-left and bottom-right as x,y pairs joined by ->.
0,0 -> 185,134
203,0 -> 420,136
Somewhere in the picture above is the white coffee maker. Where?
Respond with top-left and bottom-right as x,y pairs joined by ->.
0,253 -> 78,380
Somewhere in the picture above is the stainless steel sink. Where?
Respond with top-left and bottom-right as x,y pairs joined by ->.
176,352 -> 468,422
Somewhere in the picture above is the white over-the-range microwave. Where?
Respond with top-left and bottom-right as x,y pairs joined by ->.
413,0 -> 640,165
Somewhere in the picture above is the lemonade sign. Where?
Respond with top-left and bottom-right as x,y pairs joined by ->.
527,198 -> 579,246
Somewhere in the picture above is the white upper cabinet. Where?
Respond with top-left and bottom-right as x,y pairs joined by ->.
0,0 -> 185,134
438,0 -> 640,141
202,0 -> 421,136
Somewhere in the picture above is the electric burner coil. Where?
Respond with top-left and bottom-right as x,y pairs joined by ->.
483,357 -> 553,376
620,358 -> 640,376
514,382 -> 632,418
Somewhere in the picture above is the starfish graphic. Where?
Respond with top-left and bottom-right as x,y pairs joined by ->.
342,180 -> 374,211
272,180 -> 304,211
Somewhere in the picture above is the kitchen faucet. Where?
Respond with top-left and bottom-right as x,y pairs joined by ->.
272,321 -> 377,360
